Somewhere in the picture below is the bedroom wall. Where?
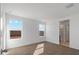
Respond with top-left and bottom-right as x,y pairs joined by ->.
46,13 -> 79,50
3,3 -> 79,50
59,13 -> 79,49
46,19 -> 59,44
0,3 -> 46,49
6,14 -> 46,49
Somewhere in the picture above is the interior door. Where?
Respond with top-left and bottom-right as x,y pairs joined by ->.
59,20 -> 69,47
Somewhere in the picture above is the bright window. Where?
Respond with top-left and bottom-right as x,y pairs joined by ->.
8,19 -> 22,29
8,19 -> 22,39
39,24 -> 45,36
39,24 -> 45,31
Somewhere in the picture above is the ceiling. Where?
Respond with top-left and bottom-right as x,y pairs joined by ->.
2,3 -> 79,21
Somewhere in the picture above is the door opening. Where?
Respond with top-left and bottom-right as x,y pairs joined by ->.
59,20 -> 70,47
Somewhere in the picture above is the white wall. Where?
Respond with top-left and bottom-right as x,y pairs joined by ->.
46,19 -> 59,44
1,3 -> 46,49
46,13 -> 79,50
6,13 -> 46,49
2,3 -> 79,50
69,14 -> 79,49
59,14 -> 79,50
0,4 -> 1,54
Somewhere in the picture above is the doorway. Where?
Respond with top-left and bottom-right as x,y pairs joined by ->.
59,20 -> 70,47
0,18 -> 2,54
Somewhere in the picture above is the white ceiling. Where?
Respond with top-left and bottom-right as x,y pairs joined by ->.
2,3 -> 79,21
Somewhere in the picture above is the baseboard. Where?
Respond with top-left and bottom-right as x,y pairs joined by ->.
7,41 -> 46,50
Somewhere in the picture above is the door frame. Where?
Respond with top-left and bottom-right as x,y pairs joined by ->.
59,20 -> 70,47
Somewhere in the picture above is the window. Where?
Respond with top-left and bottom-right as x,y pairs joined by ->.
1,18 -> 3,30
8,20 -> 22,29
39,24 -> 45,36
8,19 -> 22,39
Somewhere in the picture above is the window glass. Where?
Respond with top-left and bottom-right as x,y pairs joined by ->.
8,19 -> 22,39
39,24 -> 45,31
8,19 -> 22,29
39,24 -> 45,36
